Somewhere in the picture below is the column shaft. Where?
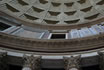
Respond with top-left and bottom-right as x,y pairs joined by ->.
0,52 -> 8,70
98,52 -> 104,70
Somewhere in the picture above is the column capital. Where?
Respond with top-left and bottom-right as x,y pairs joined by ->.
23,55 -> 41,70
63,55 -> 81,70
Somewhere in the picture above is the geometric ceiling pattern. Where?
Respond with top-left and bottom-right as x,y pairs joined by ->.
0,0 -> 104,25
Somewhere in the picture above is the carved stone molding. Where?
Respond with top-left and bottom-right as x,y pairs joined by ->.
0,52 -> 8,70
22,55 -> 41,70
63,55 -> 81,70
98,52 -> 104,70
0,32 -> 104,53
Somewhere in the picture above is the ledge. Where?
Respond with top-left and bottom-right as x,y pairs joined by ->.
0,32 -> 104,54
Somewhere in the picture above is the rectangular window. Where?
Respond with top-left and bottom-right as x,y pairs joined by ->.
0,22 -> 11,31
51,33 -> 66,39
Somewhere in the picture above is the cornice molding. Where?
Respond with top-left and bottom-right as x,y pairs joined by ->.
0,32 -> 104,53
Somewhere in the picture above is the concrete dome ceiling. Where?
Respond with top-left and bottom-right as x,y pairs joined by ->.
0,0 -> 104,25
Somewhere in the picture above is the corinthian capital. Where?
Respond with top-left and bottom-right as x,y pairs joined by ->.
63,55 -> 81,70
23,55 -> 41,70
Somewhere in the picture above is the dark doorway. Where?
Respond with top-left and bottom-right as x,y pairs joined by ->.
51,34 -> 66,39
9,64 -> 22,70
82,65 -> 100,70
42,68 -> 65,70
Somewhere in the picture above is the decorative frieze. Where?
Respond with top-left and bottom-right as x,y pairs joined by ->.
63,55 -> 81,70
22,55 -> 41,70
0,31 -> 104,53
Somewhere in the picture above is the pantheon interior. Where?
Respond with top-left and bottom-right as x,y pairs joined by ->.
0,0 -> 104,70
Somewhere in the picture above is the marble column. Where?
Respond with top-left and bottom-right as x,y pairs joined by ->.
98,52 -> 104,70
63,55 -> 81,70
0,52 -> 8,70
22,55 -> 41,70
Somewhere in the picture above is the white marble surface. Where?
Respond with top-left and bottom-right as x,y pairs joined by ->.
22,67 -> 31,70
70,68 -> 78,70
70,29 -> 80,39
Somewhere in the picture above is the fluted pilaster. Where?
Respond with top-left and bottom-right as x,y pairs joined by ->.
22,55 -> 41,70
63,55 -> 81,70
0,52 -> 8,70
98,52 -> 104,70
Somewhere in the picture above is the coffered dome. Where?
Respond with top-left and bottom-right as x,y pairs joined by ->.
0,0 -> 104,54
0,0 -> 104,25
0,1 -> 104,70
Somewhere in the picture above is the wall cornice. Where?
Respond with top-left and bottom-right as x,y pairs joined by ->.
0,32 -> 104,53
